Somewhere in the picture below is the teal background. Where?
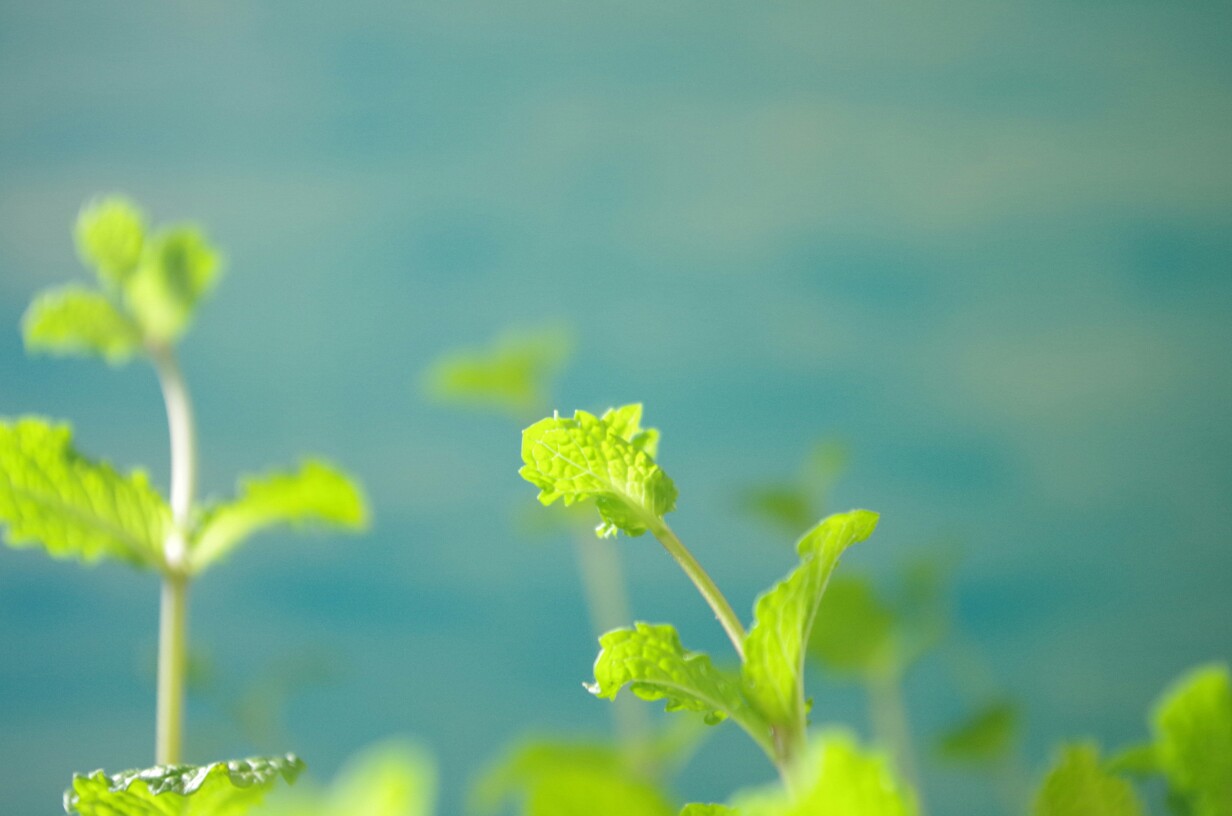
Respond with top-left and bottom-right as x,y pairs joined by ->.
2,2 -> 1231,813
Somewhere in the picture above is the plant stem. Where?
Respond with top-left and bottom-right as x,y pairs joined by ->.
151,345 -> 197,765
869,666 -> 926,816
650,521 -> 746,660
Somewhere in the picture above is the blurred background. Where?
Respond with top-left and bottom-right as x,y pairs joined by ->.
1,2 -> 1230,813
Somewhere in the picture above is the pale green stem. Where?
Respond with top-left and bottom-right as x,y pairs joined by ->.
571,533 -> 653,776
650,521 -> 746,660
151,345 -> 197,765
869,666 -> 926,816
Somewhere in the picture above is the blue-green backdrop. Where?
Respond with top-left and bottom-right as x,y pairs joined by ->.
2,2 -> 1230,813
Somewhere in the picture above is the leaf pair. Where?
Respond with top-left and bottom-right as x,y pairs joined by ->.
24,196 -> 221,361
0,417 -> 368,574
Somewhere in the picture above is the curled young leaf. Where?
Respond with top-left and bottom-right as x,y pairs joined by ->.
519,405 -> 675,538
64,754 -> 304,816
0,417 -> 170,568
124,224 -> 222,342
587,622 -> 773,756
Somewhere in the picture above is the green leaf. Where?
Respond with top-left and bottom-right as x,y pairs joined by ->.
423,327 -> 571,418
0,418 -> 170,567
1033,744 -> 1143,816
806,575 -> 896,678
588,622 -> 772,753
736,485 -> 814,536
935,699 -> 1020,764
1151,664 -> 1232,816
64,754 -> 304,816
124,224 -> 222,342
472,739 -> 672,816
1105,744 -> 1159,778
680,806 -> 738,816
22,285 -> 144,364
741,511 -> 879,738
519,406 -> 676,538
729,731 -> 916,816
190,460 -> 369,572
75,196 -> 146,285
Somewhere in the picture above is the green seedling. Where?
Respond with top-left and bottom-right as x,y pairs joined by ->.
519,404 -> 918,813
2,196 -> 368,814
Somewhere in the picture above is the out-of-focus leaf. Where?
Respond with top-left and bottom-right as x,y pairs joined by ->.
935,699 -> 1020,764
588,623 -> 772,755
0,417 -> 170,567
1032,744 -> 1143,816
741,511 -> 879,744
1105,744 -> 1158,778
190,460 -> 369,572
680,805 -> 737,816
737,486 -> 813,534
422,327 -> 570,418
124,224 -> 221,342
22,285 -> 144,364
64,754 -> 303,816
520,406 -> 676,538
75,196 -> 146,285
729,731 -> 916,816
806,575 -> 895,678
260,741 -> 434,816
1151,664 -> 1232,816
471,739 -> 672,816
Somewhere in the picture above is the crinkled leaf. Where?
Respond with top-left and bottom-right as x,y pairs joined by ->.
191,460 -> 369,572
680,806 -> 738,816
519,406 -> 676,538
64,754 -> 304,816
730,731 -> 916,816
124,224 -> 221,342
472,739 -> 672,816
0,418 -> 169,567
423,327 -> 570,418
588,622 -> 772,754
935,699 -> 1020,764
1033,744 -> 1143,816
22,285 -> 143,364
1151,664 -> 1232,816
75,196 -> 146,285
741,511 -> 879,736
807,575 -> 895,678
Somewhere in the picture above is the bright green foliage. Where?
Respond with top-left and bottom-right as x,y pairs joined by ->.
806,575 -> 895,677
680,805 -> 737,815
22,285 -> 143,364
935,699 -> 1020,764
75,196 -> 146,285
0,418 -> 170,568
1151,663 -> 1232,816
261,741 -> 435,816
741,511 -> 879,744
63,754 -> 304,816
588,623 -> 772,751
519,405 -> 676,538
190,460 -> 369,571
1032,744 -> 1143,816
423,327 -> 570,418
1105,744 -> 1158,777
472,740 -> 673,816
124,225 -> 222,342
729,731 -> 916,816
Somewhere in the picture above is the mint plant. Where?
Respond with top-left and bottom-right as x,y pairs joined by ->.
1,196 -> 368,814
519,404 -> 918,812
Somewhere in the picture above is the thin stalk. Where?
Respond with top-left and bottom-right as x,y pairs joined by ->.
151,344 -> 198,765
869,666 -> 926,816
571,533 -> 653,776
650,521 -> 746,660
